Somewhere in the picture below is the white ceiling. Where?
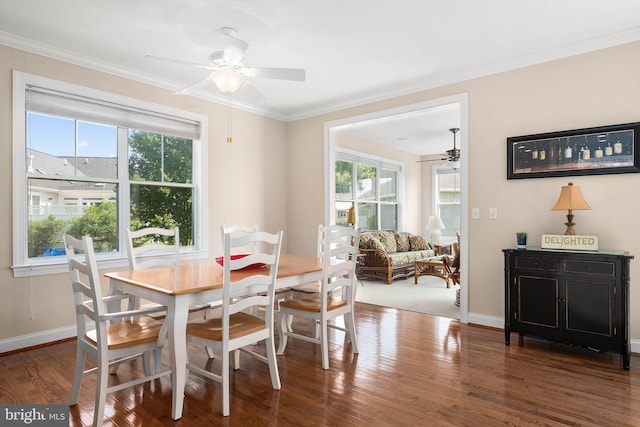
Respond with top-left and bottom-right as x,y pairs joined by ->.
2,0 -> 640,155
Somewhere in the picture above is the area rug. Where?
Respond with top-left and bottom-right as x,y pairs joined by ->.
355,276 -> 459,319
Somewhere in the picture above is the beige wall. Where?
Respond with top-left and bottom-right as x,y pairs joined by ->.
2,40 -> 640,351
0,45 -> 289,344
288,41 -> 640,347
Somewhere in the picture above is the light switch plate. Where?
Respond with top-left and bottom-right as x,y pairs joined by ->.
472,208 -> 480,219
489,207 -> 497,220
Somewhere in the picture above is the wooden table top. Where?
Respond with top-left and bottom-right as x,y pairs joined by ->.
104,253 -> 322,295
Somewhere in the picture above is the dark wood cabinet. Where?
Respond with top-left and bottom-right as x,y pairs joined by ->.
503,247 -> 633,369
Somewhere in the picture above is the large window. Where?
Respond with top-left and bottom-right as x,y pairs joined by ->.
433,167 -> 461,238
13,72 -> 208,276
335,151 -> 402,231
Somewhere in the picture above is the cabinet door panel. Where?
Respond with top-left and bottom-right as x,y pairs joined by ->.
565,279 -> 613,338
517,275 -> 559,329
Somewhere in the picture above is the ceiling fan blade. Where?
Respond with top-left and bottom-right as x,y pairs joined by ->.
219,27 -> 249,65
145,54 -> 213,70
243,67 -> 306,81
174,76 -> 211,95
416,157 -> 448,163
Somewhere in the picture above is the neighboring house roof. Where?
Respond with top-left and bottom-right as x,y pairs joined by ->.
27,149 -> 117,192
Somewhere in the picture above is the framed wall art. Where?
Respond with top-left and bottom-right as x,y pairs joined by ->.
506,122 -> 640,179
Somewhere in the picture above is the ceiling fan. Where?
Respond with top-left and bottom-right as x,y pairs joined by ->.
417,127 -> 461,166
146,27 -> 306,95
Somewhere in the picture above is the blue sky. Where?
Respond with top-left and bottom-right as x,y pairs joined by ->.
27,113 -> 118,158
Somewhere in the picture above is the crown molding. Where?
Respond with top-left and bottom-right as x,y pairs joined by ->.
3,27 -> 640,123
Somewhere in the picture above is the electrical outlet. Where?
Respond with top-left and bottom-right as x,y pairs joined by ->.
472,208 -> 480,219
489,207 -> 497,220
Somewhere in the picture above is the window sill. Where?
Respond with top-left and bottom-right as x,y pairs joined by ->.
12,250 -> 210,278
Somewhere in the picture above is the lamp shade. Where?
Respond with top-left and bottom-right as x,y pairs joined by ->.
347,207 -> 356,225
209,69 -> 247,94
426,215 -> 445,230
551,182 -> 591,211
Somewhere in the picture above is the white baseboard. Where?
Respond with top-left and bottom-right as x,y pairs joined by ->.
0,325 -> 76,354
467,312 -> 503,329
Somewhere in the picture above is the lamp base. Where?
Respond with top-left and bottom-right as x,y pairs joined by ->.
564,211 -> 576,235
429,230 -> 441,246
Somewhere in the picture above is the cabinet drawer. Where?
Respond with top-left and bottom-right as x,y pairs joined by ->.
515,256 -> 559,271
564,260 -> 616,276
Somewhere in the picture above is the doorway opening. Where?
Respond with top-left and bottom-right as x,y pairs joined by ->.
323,94 -> 469,323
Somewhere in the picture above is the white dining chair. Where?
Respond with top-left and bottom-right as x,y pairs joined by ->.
126,226 -> 180,271
219,224 -> 291,314
64,234 -> 171,427
277,225 -> 361,369
185,228 -> 283,416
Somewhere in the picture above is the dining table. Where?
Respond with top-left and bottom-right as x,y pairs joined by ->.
104,253 -> 324,420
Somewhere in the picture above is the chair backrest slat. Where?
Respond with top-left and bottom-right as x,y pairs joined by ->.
126,227 -> 179,271
219,226 -> 283,338
64,234 -> 107,342
319,225 -> 361,301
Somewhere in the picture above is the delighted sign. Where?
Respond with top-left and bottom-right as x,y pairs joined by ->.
541,234 -> 599,251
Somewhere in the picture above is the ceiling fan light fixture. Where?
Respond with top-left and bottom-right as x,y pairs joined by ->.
448,160 -> 461,170
209,69 -> 247,94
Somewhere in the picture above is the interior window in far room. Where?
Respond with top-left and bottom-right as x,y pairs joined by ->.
335,150 -> 401,231
434,167 -> 461,238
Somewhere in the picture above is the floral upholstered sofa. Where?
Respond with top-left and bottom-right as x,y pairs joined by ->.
358,230 -> 435,284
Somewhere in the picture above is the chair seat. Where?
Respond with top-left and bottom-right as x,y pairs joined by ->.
279,294 -> 347,313
187,312 -> 266,341
86,316 -> 165,350
290,280 -> 321,294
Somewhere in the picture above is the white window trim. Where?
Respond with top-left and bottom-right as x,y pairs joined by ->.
335,147 -> 404,230
12,71 -> 209,277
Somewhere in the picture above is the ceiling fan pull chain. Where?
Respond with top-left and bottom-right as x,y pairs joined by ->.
226,95 -> 233,143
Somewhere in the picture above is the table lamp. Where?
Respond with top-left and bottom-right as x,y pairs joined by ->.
551,182 -> 590,235
426,215 -> 445,245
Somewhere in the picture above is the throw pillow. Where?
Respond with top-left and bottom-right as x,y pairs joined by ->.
378,231 -> 398,253
394,232 -> 411,252
359,233 -> 385,251
409,234 -> 429,251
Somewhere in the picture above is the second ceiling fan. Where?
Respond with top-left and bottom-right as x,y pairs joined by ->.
417,127 -> 461,166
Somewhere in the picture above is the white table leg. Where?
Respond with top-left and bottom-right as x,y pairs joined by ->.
167,296 -> 189,420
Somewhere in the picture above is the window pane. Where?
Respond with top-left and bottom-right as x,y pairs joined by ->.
380,168 -> 396,202
129,131 -> 193,183
357,202 -> 378,231
27,113 -> 75,157
440,204 -> 460,237
163,136 -> 193,184
27,113 -> 118,179
335,160 -> 353,200
335,201 -> 352,226
28,178 -> 118,257
129,130 -> 162,181
357,164 -> 377,201
437,171 -> 461,238
380,204 -> 397,230
130,184 -> 194,246
77,121 -> 118,178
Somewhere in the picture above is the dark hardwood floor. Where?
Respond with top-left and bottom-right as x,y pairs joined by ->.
1,302 -> 639,426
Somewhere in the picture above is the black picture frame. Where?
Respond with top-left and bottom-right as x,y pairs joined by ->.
506,122 -> 640,179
